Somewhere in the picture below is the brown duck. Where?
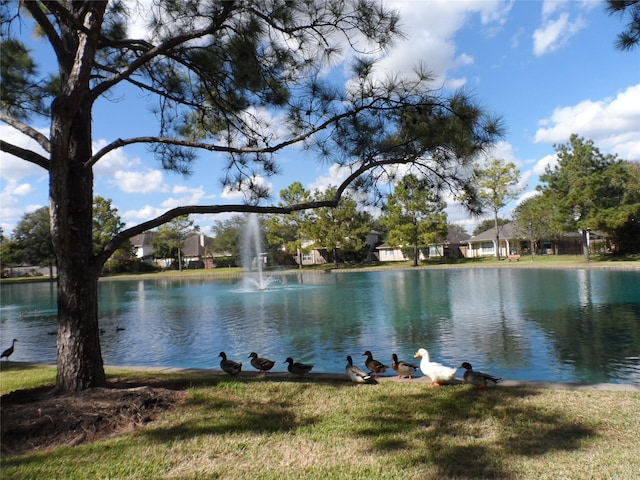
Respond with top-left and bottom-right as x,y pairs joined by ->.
284,357 -> 314,377
363,350 -> 388,378
219,351 -> 242,376
249,352 -> 275,375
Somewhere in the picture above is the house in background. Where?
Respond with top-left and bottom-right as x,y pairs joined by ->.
376,243 -> 413,262
130,232 -> 219,268
467,222 -> 589,258
467,223 -> 517,258
297,240 -> 329,266
429,230 -> 470,258
130,231 -> 156,262
182,234 -> 215,268
376,230 -> 470,262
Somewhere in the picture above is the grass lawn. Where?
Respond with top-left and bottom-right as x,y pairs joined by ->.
1,365 -> 639,479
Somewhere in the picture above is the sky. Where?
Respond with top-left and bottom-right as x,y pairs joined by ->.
1,0 -> 639,237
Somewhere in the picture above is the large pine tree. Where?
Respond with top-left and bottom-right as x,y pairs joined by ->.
1,1 -> 502,392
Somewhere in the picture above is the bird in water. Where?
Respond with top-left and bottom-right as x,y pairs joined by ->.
345,355 -> 376,383
363,350 -> 389,378
391,353 -> 419,381
219,351 -> 242,376
1,339 -> 18,361
414,348 -> 458,386
284,357 -> 314,377
459,362 -> 502,390
248,352 -> 275,376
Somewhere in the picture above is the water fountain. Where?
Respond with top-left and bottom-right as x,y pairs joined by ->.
240,213 -> 275,290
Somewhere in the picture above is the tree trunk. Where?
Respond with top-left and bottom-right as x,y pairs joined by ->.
50,94 -> 106,392
46,2 -> 109,393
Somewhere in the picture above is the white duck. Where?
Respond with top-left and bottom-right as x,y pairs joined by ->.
414,348 -> 458,386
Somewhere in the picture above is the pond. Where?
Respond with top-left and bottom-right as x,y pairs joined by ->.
1,268 -> 639,384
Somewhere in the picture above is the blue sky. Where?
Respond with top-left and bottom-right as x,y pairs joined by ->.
1,0 -> 639,236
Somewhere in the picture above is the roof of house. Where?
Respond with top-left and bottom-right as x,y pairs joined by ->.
130,231 -> 156,246
439,230 -> 471,245
469,222 -> 516,242
182,234 -> 214,257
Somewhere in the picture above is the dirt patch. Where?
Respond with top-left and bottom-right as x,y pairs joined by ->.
1,380 -> 186,457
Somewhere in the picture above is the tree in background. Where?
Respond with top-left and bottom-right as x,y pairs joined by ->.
92,196 -> 124,252
92,196 -> 138,274
8,207 -> 56,278
606,0 -> 640,51
0,1 -> 502,392
306,187 -> 372,268
208,215 -> 245,266
379,174 -> 448,267
0,227 -> 17,277
512,193 -> 565,255
152,216 -> 199,271
588,160 -> 640,255
538,135 -> 628,261
264,182 -> 312,269
475,158 -> 523,259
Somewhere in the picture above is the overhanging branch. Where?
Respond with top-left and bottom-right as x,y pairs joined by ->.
84,107 -> 362,168
0,140 -> 50,171
0,113 -> 51,153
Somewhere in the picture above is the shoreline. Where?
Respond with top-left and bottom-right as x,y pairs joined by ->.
2,258 -> 638,284
3,362 -> 639,392
97,260 -> 640,282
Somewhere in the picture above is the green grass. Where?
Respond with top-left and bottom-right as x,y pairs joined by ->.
1,366 -> 639,479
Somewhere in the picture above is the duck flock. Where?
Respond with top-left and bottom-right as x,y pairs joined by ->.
218,348 -> 502,390
1,337 -> 501,390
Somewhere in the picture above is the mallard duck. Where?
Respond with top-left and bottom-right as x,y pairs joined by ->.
363,350 -> 389,378
413,348 -> 458,386
391,353 -> 418,381
284,357 -> 314,377
1,339 -> 17,361
345,355 -> 376,383
459,362 -> 501,390
219,351 -> 242,376
249,352 -> 275,375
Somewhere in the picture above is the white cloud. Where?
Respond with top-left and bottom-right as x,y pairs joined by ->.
92,139 -> 142,175
160,185 -> 213,209
515,189 -> 541,207
541,0 -> 566,19
112,169 -> 167,194
12,183 -> 37,196
481,141 -> 522,168
0,180 -> 46,234
375,1 -> 511,86
534,84 -> 640,160
308,164 -> 353,192
121,204 -> 166,223
532,11 -> 586,57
